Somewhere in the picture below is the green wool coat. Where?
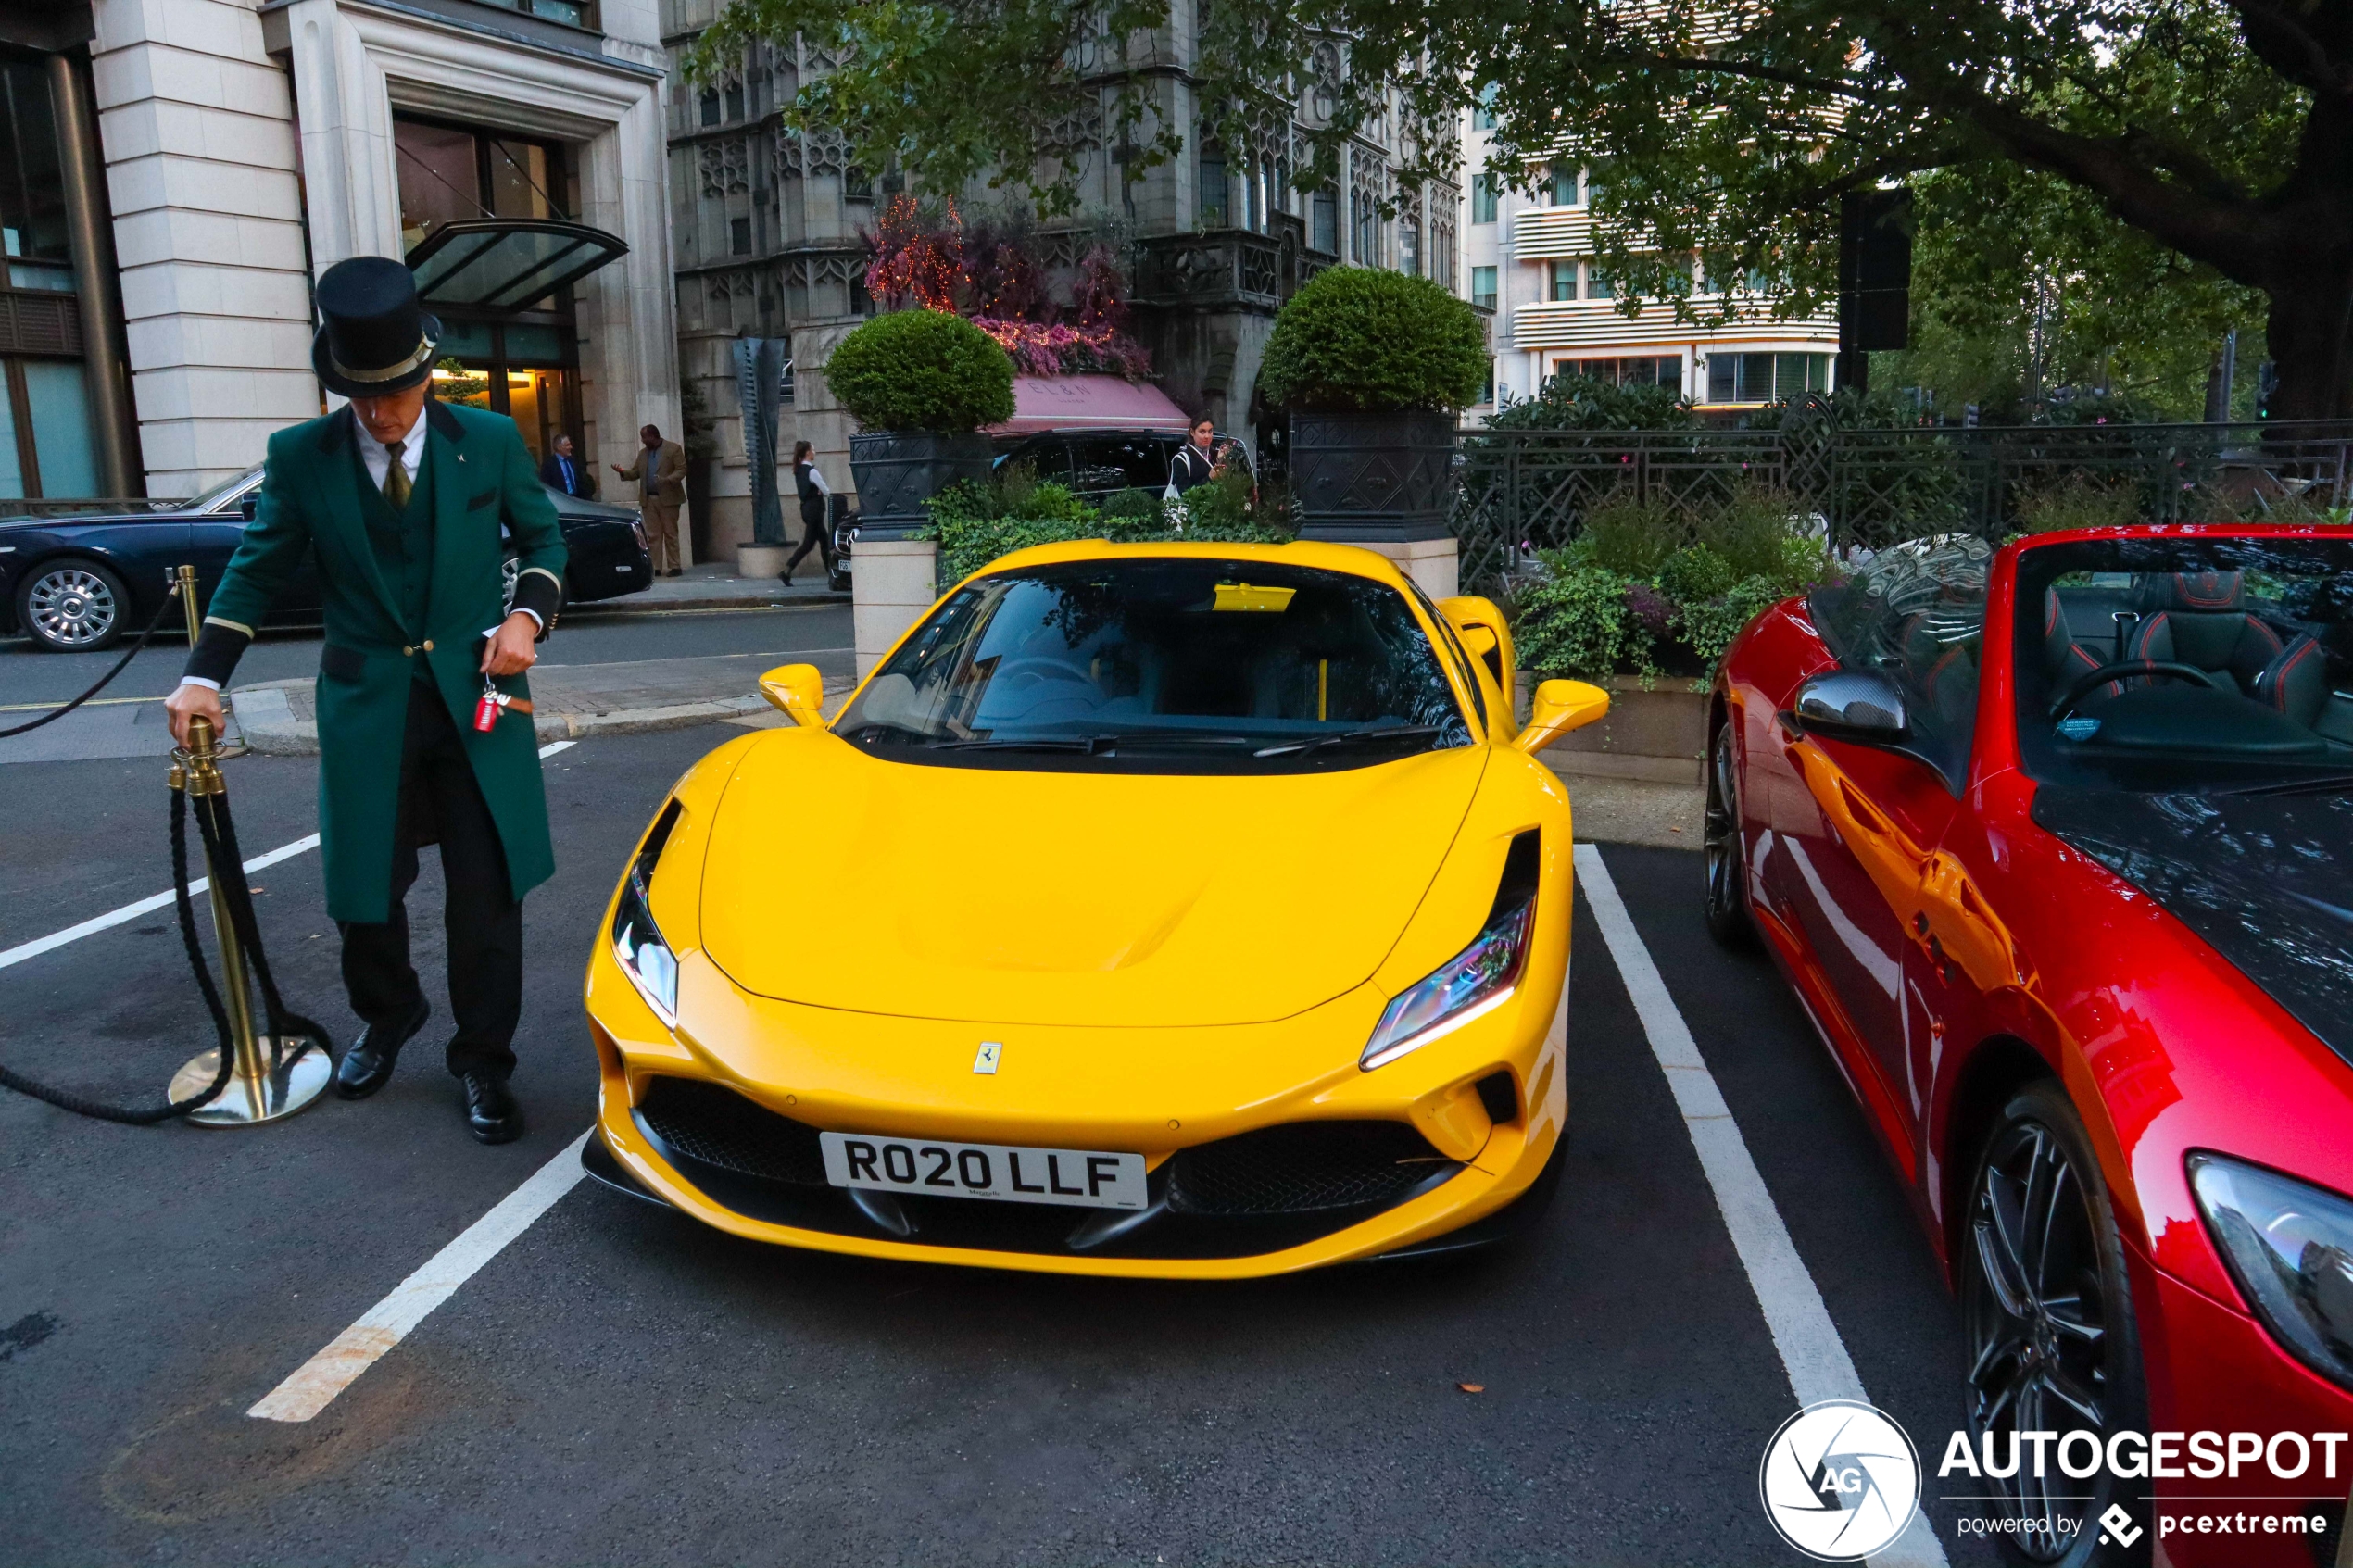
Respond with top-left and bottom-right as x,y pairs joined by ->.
205,400 -> 567,923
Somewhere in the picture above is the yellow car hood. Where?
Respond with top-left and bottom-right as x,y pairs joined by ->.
698,732 -> 1487,1027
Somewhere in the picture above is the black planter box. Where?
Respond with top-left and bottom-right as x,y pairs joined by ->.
1290,409 -> 1457,543
848,431 -> 995,539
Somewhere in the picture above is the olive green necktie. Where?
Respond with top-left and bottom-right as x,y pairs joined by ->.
384,441 -> 410,508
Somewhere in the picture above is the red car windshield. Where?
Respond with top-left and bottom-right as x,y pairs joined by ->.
2014,534 -> 2353,794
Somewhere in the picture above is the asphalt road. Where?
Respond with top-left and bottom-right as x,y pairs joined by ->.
0,724 -> 2003,1566
0,605 -> 854,765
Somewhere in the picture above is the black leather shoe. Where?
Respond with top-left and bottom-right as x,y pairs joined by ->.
334,997 -> 428,1100
461,1073 -> 523,1144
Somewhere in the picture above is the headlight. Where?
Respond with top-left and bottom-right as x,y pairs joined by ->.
1361,896 -> 1533,1070
612,801 -> 682,1026
2188,1152 -> 2353,1391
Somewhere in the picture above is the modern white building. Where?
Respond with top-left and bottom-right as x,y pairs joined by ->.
0,0 -> 679,504
1461,111 -> 1837,420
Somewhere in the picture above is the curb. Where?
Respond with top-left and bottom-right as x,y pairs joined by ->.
229,684 -> 798,758
564,591 -> 849,616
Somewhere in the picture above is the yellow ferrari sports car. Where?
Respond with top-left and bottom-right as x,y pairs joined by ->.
582,539 -> 1608,1277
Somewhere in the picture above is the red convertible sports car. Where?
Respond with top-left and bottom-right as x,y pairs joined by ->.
1709,524 -> 2353,1566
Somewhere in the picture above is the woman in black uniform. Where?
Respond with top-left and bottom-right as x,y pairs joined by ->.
782,440 -> 837,586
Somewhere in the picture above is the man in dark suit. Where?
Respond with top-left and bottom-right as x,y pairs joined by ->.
540,433 -> 591,498
163,256 -> 567,1144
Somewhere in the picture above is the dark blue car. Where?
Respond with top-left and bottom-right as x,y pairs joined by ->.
1,466 -> 654,652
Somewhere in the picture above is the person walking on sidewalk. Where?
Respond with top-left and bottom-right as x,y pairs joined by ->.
613,423 -> 686,576
782,440 -> 837,587
162,256 -> 566,1146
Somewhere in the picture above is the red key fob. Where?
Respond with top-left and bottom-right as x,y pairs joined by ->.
474,689 -> 501,732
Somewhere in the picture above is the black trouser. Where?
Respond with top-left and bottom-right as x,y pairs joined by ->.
338,682 -> 523,1081
785,497 -> 835,577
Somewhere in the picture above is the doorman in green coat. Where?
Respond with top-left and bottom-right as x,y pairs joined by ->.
165,257 -> 566,1144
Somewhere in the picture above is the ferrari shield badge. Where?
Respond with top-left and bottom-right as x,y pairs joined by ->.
973,1042 -> 1002,1075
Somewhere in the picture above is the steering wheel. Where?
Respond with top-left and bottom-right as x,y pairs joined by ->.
2048,659 -> 2232,720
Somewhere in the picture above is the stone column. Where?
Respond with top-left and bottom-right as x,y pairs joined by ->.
851,537 -> 937,678
1352,537 -> 1459,599
49,52 -> 139,497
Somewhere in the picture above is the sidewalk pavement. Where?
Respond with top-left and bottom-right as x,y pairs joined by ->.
229,651 -> 857,755
565,560 -> 848,615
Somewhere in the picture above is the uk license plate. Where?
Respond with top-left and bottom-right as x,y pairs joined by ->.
818,1132 -> 1147,1210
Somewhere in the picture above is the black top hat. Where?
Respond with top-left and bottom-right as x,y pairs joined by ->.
310,256 -> 442,399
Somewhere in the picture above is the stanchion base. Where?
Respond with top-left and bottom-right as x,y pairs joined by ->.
169,1039 -> 333,1127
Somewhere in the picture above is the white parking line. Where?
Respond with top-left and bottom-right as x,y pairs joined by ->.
247,1133 -> 588,1422
1575,844 -> 1949,1568
0,739 -> 577,972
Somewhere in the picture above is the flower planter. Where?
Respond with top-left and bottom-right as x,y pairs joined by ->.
1290,409 -> 1457,543
848,431 -> 994,539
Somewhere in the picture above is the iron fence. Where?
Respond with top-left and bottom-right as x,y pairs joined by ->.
1450,418 -> 2353,594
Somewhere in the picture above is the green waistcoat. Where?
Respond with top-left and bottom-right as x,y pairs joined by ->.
202,401 -> 568,922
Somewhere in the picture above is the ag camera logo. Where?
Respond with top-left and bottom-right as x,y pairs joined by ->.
1758,1400 -> 1923,1561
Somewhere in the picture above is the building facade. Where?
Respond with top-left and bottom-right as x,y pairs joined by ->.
0,0 -> 678,505
660,4 -> 1462,564
1461,113 -> 1835,420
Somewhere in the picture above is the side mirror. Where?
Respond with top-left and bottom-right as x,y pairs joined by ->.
1514,678 -> 1609,754
1792,669 -> 1908,742
759,663 -> 827,728
240,495 -> 258,521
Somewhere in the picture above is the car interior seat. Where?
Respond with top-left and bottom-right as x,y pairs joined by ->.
2044,587 -> 2121,704
2127,571 -> 2330,726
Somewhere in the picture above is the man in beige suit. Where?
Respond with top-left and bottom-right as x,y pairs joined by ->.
613,423 -> 687,575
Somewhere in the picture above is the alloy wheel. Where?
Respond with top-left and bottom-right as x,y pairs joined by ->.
25,565 -> 120,649
1702,724 -> 1751,944
1963,1119 -> 2113,1562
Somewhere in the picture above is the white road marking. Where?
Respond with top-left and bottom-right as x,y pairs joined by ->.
0,738 -> 578,972
247,1133 -> 589,1422
1575,844 -> 1949,1568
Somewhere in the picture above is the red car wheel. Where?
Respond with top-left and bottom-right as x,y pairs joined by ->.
1703,722 -> 1753,947
1962,1080 -> 2150,1565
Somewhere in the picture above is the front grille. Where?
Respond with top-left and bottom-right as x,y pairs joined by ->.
628,1083 -> 1466,1261
635,1077 -> 827,1186
1165,1120 -> 1456,1215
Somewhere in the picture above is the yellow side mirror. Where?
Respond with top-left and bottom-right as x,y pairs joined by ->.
1514,679 -> 1609,754
759,663 -> 827,728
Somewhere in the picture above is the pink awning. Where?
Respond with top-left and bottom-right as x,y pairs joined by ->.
987,374 -> 1189,436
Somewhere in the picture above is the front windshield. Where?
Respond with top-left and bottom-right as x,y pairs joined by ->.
2016,535 -> 2353,794
175,466 -> 261,513
833,557 -> 1473,772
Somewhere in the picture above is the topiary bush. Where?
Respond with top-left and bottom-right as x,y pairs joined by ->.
1257,267 -> 1487,413
825,308 -> 1016,433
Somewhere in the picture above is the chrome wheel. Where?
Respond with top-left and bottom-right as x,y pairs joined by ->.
22,562 -> 124,650
1702,722 -> 1752,945
501,554 -> 520,612
1962,1093 -> 2135,1564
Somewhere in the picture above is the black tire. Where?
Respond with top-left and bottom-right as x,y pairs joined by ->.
16,557 -> 131,652
1703,721 -> 1755,947
1961,1080 -> 2150,1566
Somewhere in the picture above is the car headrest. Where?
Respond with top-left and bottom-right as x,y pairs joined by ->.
2042,587 -> 2078,675
2139,570 -> 2244,613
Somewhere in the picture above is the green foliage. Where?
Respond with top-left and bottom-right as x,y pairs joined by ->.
1511,566 -> 1659,683
1516,483 -> 1834,678
1257,267 -> 1488,414
1483,374 -> 1698,432
2015,475 -> 2144,535
824,309 -> 1015,433
923,466 -> 1290,583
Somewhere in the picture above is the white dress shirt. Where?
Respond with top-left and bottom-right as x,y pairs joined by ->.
360,403 -> 428,491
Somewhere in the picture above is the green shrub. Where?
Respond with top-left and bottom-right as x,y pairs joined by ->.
1567,490 -> 1683,577
824,308 -> 1015,433
1257,267 -> 1487,413
924,467 -> 1291,582
1482,373 -> 1699,432
1513,566 -> 1659,681
1101,487 -> 1162,521
1674,576 -> 1799,671
2014,474 -> 2142,534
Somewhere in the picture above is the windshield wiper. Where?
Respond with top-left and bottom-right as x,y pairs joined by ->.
1252,724 -> 1441,759
2222,773 -> 2353,797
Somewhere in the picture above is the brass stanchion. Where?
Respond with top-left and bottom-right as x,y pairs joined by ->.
164,565 -> 329,1125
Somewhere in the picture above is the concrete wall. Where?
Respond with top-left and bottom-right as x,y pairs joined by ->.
91,0 -> 316,495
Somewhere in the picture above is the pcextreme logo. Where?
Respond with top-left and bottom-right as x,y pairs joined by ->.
1758,1400 -> 1924,1562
